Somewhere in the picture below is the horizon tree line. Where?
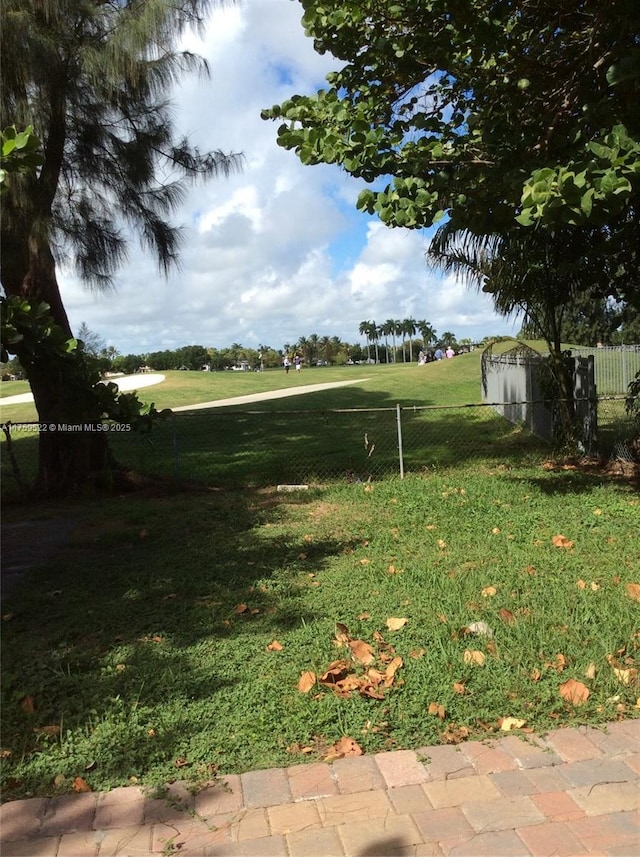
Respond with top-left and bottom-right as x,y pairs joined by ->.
358,319 -> 467,364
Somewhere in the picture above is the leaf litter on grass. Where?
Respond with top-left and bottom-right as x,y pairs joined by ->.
298,622 -> 404,702
3,469 -> 640,798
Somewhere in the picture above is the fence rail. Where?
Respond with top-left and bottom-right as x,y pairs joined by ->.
2,397 -> 636,494
571,345 -> 640,395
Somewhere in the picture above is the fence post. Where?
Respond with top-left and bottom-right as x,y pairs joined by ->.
396,404 -> 405,479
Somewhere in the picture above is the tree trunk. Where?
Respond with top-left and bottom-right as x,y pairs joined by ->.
6,231 -> 111,496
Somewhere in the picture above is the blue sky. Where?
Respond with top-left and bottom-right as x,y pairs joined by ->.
60,0 -> 520,356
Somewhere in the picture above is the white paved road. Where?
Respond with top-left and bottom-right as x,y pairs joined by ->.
172,379 -> 370,410
0,374 -> 166,406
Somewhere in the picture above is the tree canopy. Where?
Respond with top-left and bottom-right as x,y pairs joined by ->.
1,0 -> 241,301
0,0 -> 240,493
263,1 -> 639,270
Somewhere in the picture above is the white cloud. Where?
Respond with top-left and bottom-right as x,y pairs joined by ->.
60,0 -> 517,354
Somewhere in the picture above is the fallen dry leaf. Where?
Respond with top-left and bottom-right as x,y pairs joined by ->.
499,717 -> 526,732
552,534 -> 574,549
33,725 -> 61,737
298,671 -> 316,693
384,656 -> 403,687
530,667 -> 542,682
387,565 -> 403,575
481,585 -> 497,597
266,640 -> 283,652
349,639 -> 375,665
559,678 -> 590,706
613,667 -> 639,687
466,621 -> 493,638
319,660 -> 351,685
386,617 -> 408,631
545,653 -> 567,672
441,724 -> 469,744
72,777 -> 92,793
428,702 -> 447,719
333,675 -> 363,697
452,682 -> 466,695
324,736 -> 363,761
625,583 -> 640,603
335,623 -> 351,643
499,609 -> 516,625
410,648 -> 426,660
584,662 -> 597,680
233,603 -> 249,614
358,612 -> 371,620
20,696 -> 35,715
463,650 -> 486,666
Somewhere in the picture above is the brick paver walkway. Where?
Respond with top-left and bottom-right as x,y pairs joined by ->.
1,720 -> 638,856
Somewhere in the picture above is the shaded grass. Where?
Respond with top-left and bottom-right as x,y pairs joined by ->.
1,467 -> 638,800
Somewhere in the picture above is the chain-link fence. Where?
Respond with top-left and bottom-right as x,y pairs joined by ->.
2,397 -> 636,493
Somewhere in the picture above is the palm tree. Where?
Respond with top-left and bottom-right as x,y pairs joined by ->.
358,321 -> 371,360
402,317 -> 417,362
441,331 -> 457,348
319,335 -> 332,364
371,321 -> 380,364
230,343 -> 244,365
381,319 -> 396,363
358,321 -> 373,362
417,320 -> 437,349
297,336 -> 313,365
329,335 -> 346,364
1,0 -> 241,492
309,333 -> 320,363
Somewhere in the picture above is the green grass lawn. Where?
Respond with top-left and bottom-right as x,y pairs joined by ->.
0,353 -> 483,424
1,353 -> 638,801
